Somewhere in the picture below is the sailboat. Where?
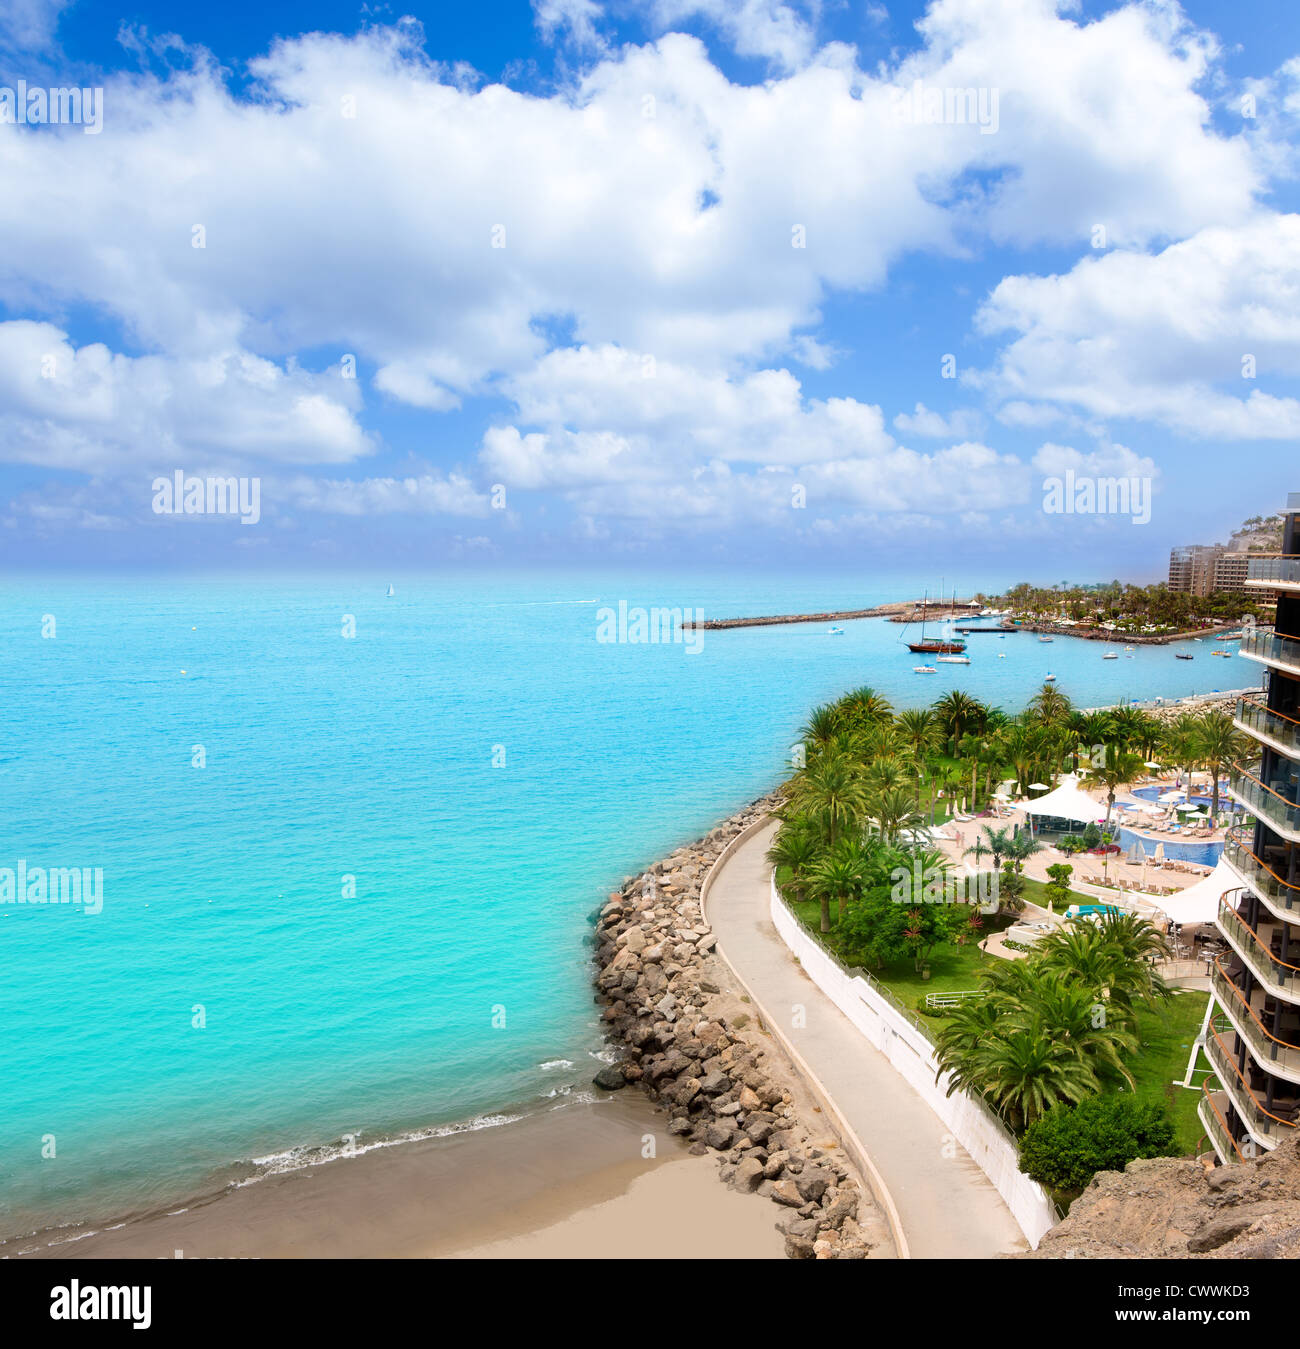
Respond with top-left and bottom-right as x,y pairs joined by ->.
905,590 -> 967,655
386,584 -> 395,597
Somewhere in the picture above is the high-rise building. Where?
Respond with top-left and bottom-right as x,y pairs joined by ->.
1201,492 -> 1300,1163
1168,543 -> 1268,598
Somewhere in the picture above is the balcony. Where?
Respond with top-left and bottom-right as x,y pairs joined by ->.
1235,698 -> 1300,764
1238,628 -> 1300,678
1198,1084 -> 1246,1164
1210,957 -> 1300,1086
1224,836 -> 1300,922
1217,893 -> 1300,1002
1204,1020 -> 1298,1151
1230,762 -> 1300,843
1247,556 -> 1300,591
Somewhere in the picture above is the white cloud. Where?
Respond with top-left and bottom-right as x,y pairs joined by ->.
973,212 -> 1300,437
0,0 -> 71,51
893,402 -> 982,438
0,321 -> 370,473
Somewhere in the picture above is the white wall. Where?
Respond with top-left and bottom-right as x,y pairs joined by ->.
769,876 -> 1058,1249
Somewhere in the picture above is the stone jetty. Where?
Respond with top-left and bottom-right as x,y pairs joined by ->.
590,791 -> 889,1259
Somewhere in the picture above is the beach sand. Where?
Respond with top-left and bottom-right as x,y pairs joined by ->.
4,1094 -> 783,1260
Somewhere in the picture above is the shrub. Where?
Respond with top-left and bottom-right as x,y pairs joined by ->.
1018,1095 -> 1179,1199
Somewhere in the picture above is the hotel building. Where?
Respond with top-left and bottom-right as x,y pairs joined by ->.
1201,492 -> 1300,1162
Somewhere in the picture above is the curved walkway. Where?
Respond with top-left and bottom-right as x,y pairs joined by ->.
706,819 -> 1026,1260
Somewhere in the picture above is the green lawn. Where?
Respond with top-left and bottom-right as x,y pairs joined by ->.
789,887 -> 1210,1154
1128,990 -> 1210,1155
789,895 -> 1013,1012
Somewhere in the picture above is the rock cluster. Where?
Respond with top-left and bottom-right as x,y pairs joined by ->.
591,791 -> 880,1260
1020,1135 -> 1300,1259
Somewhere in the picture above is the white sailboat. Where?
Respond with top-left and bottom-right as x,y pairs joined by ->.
386,584 -> 395,597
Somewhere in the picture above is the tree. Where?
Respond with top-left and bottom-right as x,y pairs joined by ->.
1019,1096 -> 1179,1200
1044,862 -> 1073,910
808,842 -> 865,931
1191,710 -> 1250,818
1090,749 -> 1146,828
933,690 -> 986,755
966,824 -> 1012,871
789,746 -> 869,852
1029,681 -> 1073,728
766,820 -> 820,907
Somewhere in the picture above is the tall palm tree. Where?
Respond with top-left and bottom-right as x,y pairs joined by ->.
896,707 -> 938,764
1191,710 -> 1250,818
933,689 -> 986,756
789,747 -> 869,851
867,784 -> 923,844
1090,749 -> 1146,827
800,703 -> 841,750
1029,681 -> 1073,728
839,685 -> 894,732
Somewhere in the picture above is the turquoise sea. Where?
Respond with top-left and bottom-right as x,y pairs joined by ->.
0,572 -> 1258,1238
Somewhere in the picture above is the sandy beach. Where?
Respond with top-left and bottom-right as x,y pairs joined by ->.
2,1094 -> 783,1260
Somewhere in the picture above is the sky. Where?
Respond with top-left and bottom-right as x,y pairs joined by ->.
2,0 -> 1300,580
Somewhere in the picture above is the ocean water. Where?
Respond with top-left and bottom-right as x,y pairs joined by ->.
0,572 -> 1260,1237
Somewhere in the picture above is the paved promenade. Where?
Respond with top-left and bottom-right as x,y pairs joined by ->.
706,819 -> 1026,1259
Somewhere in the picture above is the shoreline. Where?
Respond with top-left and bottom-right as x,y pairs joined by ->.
0,1093 -> 782,1260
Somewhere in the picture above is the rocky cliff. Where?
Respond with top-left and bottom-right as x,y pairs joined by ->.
1021,1136 -> 1300,1259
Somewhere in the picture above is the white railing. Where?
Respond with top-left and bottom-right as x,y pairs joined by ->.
924,989 -> 986,1009
769,875 -> 1058,1248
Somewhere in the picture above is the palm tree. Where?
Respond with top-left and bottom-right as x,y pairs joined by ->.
839,685 -> 894,732
808,839 -> 865,930
789,747 -> 869,851
934,690 -> 986,756
1004,831 -> 1044,874
1159,716 -> 1203,793
1191,710 -> 1250,818
1090,749 -> 1146,828
1029,681 -> 1073,728
801,703 -> 842,750
966,824 -> 1012,871
896,707 -> 938,764
867,784 -> 923,844
766,820 -> 820,907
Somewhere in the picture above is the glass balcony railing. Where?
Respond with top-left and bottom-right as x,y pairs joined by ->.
1218,893 -> 1300,1000
1198,1084 -> 1246,1163
1211,957 -> 1300,1082
1248,556 -> 1300,587
1224,836 -> 1300,918
1236,699 -> 1300,761
1205,1021 -> 1297,1147
1231,762 -> 1300,839
1239,628 -> 1300,675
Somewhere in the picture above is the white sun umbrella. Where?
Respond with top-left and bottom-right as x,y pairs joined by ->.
1028,782 -> 1050,792
1144,760 -> 1163,770
1158,789 -> 1186,804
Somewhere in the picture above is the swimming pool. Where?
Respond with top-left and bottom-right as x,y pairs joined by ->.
1116,826 -> 1224,867
1131,784 -> 1226,811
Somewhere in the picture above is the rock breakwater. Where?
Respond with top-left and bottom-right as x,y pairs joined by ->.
591,792 -> 889,1259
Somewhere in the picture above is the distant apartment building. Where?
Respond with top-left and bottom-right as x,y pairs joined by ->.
1169,543 -> 1260,597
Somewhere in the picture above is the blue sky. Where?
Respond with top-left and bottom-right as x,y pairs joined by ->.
2,0 -> 1300,580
